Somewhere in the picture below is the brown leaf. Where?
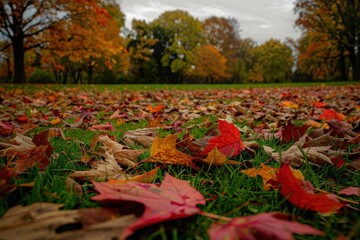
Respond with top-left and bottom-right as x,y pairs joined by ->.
71,151 -> 128,181
99,135 -> 146,167
0,203 -> 136,240
122,128 -> 158,147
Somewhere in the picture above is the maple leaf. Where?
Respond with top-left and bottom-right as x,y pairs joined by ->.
313,101 -> 327,108
89,122 -> 115,132
71,151 -> 128,181
319,109 -> 346,122
201,147 -> 240,166
149,133 -> 194,166
108,167 -> 159,184
264,134 -> 334,167
0,203 -> 136,240
241,163 -> 304,190
0,131 -> 53,173
280,123 -> 309,144
92,173 -> 206,238
208,212 -> 323,240
0,121 -> 14,136
0,167 -> 16,197
276,163 -> 345,213
201,120 -> 245,157
338,187 -> 360,197
147,104 -> 164,113
99,135 -> 146,167
122,128 -> 158,147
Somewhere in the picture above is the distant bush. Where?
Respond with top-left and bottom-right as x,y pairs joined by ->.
28,69 -> 55,84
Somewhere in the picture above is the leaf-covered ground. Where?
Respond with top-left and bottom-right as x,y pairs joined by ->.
0,84 -> 359,239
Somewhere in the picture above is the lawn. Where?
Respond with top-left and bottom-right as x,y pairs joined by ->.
0,83 -> 359,239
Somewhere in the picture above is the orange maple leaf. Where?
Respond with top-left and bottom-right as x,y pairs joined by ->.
147,105 -> 164,113
241,164 -> 304,190
108,167 -> 159,184
150,134 -> 194,166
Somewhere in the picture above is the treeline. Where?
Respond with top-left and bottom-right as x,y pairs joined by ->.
0,0 -> 359,84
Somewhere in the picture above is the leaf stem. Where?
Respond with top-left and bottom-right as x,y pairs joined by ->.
314,188 -> 359,205
199,211 -> 232,222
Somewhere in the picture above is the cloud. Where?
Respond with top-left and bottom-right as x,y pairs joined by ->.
119,0 -> 300,43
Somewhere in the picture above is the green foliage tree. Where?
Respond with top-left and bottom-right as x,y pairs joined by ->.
149,10 -> 206,83
250,39 -> 293,83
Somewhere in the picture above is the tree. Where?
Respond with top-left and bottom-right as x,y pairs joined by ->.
296,31 -> 343,81
295,0 -> 360,80
186,44 -> 229,83
0,0 -> 110,83
41,0 -> 128,84
149,10 -> 206,83
202,16 -> 241,81
127,20 -> 158,83
250,39 -> 293,83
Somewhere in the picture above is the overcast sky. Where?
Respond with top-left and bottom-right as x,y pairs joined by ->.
118,0 -> 301,44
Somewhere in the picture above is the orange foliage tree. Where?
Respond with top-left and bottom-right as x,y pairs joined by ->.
295,0 -> 360,80
186,44 -> 228,84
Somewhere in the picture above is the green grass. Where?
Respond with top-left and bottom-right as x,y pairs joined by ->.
0,84 -> 359,239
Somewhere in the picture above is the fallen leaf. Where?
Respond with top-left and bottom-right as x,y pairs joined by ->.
0,203 -> 136,240
149,134 -> 194,166
108,167 -> 159,184
201,147 -> 240,166
122,128 -> 158,147
50,117 -> 62,125
338,187 -> 360,197
319,109 -> 346,122
0,167 -> 16,197
99,135 -> 145,167
92,173 -> 206,238
276,163 -> 345,213
89,122 -> 115,132
281,123 -> 309,144
201,120 -> 245,157
208,212 -> 323,240
148,105 -> 164,113
71,151 -> 128,181
241,163 -> 304,190
313,101 -> 327,108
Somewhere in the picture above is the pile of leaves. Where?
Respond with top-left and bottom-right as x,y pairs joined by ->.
0,85 -> 359,239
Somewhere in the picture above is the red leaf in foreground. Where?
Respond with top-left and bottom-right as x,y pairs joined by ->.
201,120 -> 245,157
208,212 -> 323,240
92,173 -> 205,238
276,163 -> 345,213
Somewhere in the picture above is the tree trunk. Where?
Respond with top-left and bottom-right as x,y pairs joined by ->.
339,50 -> 348,81
12,36 -> 26,83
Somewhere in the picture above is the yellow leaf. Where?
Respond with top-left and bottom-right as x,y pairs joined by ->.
50,118 -> 62,125
150,134 -> 194,165
202,147 -> 240,166
281,100 -> 299,109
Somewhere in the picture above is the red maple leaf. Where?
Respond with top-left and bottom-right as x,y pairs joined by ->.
313,101 -> 327,108
208,212 -> 323,240
92,173 -> 205,238
280,123 -> 309,144
276,163 -> 345,213
319,109 -> 346,122
201,120 -> 245,157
